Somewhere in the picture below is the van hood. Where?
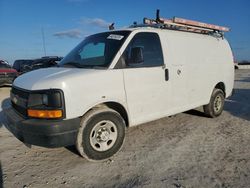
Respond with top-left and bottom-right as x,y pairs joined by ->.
13,67 -> 101,90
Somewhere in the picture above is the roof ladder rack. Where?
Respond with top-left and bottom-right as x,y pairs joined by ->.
143,10 -> 230,36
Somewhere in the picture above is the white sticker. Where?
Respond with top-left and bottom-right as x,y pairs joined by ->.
107,34 -> 124,40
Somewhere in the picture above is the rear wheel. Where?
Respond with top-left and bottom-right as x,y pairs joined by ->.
203,89 -> 225,118
76,107 -> 125,161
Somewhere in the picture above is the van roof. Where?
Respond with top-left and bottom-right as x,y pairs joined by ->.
107,26 -> 226,39
110,10 -> 229,38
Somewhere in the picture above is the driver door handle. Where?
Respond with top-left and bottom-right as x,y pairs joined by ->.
165,69 -> 169,81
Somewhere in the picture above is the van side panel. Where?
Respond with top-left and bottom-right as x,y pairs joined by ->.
162,30 -> 234,111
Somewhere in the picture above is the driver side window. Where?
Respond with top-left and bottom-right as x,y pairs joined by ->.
119,32 -> 164,68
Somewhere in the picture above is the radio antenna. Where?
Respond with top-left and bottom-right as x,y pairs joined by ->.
41,27 -> 47,56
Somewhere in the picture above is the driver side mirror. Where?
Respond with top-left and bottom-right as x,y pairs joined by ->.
130,47 -> 144,64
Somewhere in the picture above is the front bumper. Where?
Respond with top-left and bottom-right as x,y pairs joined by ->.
4,107 -> 80,148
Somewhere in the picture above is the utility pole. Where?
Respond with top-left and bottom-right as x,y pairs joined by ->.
41,27 -> 47,56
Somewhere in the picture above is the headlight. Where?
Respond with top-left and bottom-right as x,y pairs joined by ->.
27,90 -> 64,119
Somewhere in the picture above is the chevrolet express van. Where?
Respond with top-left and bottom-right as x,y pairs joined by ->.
4,16 -> 234,161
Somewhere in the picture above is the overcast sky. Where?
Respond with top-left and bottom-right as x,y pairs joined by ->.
0,0 -> 250,64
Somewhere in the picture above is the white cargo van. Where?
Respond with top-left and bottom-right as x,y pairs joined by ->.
4,13 -> 234,161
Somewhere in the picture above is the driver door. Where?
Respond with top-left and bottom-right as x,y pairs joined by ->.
120,32 -> 171,126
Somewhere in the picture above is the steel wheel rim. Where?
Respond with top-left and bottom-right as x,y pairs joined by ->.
90,120 -> 118,152
214,95 -> 222,113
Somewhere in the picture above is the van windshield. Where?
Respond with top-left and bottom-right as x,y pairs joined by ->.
59,31 -> 131,68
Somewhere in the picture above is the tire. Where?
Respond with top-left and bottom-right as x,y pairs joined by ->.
76,107 -> 126,161
203,88 -> 225,118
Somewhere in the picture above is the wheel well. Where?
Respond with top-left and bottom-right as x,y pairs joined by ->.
215,82 -> 226,96
104,102 -> 129,127
89,102 -> 129,127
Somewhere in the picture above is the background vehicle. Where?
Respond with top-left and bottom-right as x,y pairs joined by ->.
0,59 -> 10,65
0,60 -> 18,87
12,59 -> 34,74
13,56 -> 62,74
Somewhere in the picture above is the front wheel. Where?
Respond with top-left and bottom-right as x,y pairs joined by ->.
203,89 -> 225,118
76,107 -> 125,161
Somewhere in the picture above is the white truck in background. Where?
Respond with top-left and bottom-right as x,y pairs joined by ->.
4,11 -> 234,161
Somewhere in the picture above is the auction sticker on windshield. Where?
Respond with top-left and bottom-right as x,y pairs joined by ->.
107,34 -> 124,40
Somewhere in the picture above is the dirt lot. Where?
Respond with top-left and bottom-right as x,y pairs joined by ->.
0,70 -> 250,188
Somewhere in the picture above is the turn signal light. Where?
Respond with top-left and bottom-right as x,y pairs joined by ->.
28,109 -> 62,118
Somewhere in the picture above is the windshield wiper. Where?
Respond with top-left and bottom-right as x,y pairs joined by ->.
61,62 -> 82,68
61,62 -> 105,69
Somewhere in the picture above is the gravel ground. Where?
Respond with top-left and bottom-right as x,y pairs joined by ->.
0,70 -> 250,188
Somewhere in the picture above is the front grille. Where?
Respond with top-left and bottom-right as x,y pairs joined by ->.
11,87 -> 29,117
12,87 -> 29,99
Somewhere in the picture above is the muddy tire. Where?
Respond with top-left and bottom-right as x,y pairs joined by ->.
76,107 -> 125,161
203,88 -> 225,118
